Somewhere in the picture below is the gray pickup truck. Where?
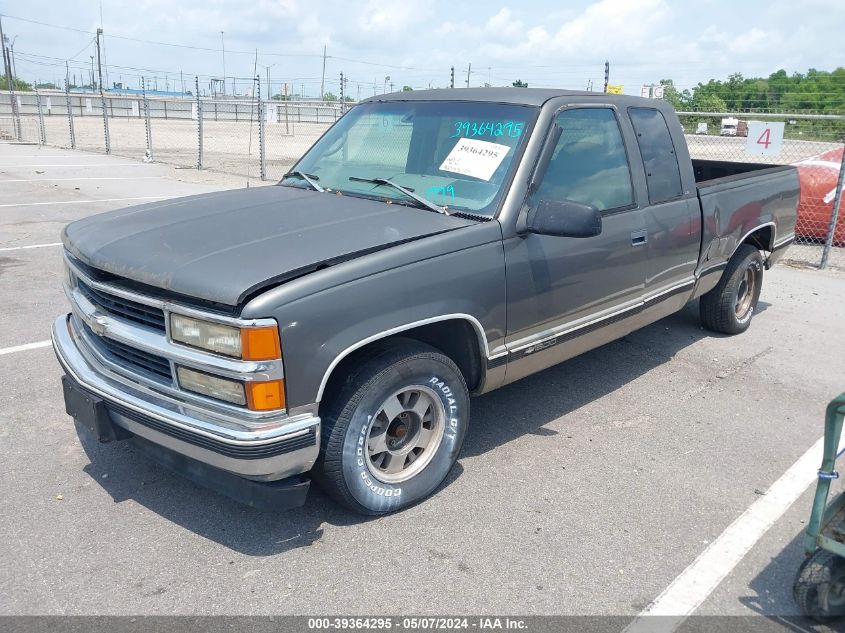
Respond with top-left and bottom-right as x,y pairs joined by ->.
53,89 -> 798,514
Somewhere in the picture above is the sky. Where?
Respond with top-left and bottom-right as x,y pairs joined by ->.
1,0 -> 844,98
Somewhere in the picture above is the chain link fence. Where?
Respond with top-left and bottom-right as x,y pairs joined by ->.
0,77 -> 343,182
2,85 -> 843,269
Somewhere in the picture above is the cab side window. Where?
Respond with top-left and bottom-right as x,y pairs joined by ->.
628,107 -> 683,203
532,108 -> 634,212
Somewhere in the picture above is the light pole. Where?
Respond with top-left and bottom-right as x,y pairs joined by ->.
383,75 -> 390,94
90,55 -> 95,89
257,63 -> 277,98
220,31 -> 226,96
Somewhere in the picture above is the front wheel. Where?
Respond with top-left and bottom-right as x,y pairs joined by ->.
315,340 -> 469,515
700,244 -> 764,335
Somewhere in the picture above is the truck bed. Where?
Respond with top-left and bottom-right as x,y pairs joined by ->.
692,158 -> 792,184
693,159 -> 800,279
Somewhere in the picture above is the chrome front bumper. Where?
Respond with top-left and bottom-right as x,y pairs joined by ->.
52,314 -> 320,481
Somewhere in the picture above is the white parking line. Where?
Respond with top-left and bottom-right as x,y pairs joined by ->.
1,177 -> 161,183
0,196 -> 167,208
0,340 -> 52,356
623,436 -> 826,633
0,242 -> 62,252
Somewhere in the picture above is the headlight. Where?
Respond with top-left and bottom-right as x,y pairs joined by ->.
170,314 -> 242,357
176,366 -> 246,405
169,314 -> 281,360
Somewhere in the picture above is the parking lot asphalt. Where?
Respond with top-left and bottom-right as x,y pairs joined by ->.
1,142 -> 843,623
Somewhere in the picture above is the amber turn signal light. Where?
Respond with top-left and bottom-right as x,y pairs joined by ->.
241,326 -> 282,361
246,379 -> 286,411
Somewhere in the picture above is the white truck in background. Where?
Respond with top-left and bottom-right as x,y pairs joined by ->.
720,117 -> 748,137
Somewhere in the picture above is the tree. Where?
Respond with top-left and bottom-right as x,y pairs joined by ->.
0,77 -> 32,91
344,95 -> 355,102
691,92 -> 728,113
658,79 -> 691,110
323,92 -> 338,102
402,85 -> 413,92
512,79 -> 528,88
35,81 -> 57,90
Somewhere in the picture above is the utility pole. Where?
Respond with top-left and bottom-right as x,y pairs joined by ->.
320,44 -> 327,101
90,55 -> 95,89
466,63 -> 471,88
0,14 -> 12,85
339,72 -> 344,113
99,1 -> 108,88
220,31 -> 226,96
603,60 -> 609,93
450,66 -> 454,89
8,35 -> 16,81
96,29 -> 105,90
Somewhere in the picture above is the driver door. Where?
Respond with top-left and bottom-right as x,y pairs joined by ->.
503,106 -> 648,382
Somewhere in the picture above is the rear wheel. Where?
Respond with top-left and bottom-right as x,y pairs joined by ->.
794,549 -> 845,621
315,340 -> 469,515
700,244 -> 764,334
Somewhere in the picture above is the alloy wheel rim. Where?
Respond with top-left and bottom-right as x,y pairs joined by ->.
735,266 -> 757,318
364,385 -> 446,484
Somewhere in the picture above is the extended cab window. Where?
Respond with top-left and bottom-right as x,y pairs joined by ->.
532,108 -> 633,212
628,108 -> 683,203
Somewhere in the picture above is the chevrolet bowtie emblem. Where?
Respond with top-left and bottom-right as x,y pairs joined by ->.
90,315 -> 109,336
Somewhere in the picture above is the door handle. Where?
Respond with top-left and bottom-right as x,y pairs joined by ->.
631,230 -> 648,246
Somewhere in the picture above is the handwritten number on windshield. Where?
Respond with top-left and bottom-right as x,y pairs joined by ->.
450,121 -> 523,139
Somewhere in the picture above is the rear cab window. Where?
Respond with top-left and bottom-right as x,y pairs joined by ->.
628,107 -> 683,204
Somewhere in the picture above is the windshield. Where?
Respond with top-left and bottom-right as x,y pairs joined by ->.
280,101 -> 538,216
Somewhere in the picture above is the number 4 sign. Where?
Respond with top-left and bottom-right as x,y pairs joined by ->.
745,121 -> 784,156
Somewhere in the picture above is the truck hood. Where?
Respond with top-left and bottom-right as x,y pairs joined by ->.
63,185 -> 475,307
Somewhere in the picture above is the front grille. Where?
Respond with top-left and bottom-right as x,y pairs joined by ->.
82,322 -> 173,382
78,279 -> 166,332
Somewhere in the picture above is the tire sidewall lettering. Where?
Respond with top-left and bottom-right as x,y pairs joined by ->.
341,364 -> 467,512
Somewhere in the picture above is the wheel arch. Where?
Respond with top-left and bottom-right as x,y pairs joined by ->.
316,314 -> 489,404
735,222 -> 776,255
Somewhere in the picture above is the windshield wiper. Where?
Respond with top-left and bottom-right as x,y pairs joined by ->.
283,170 -> 324,192
349,176 -> 449,215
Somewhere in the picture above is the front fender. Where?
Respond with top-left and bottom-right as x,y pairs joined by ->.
243,223 -> 507,410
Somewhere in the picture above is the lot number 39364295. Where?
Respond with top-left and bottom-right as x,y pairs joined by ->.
745,121 -> 785,156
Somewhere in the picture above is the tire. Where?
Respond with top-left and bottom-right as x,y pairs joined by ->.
793,549 -> 845,621
315,340 -> 469,515
700,244 -> 764,335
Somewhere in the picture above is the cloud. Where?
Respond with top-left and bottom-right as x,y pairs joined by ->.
485,8 -> 524,40
7,0 -> 845,95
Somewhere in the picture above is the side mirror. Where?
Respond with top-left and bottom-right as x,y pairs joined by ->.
527,199 -> 602,238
